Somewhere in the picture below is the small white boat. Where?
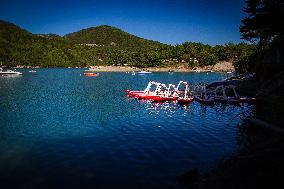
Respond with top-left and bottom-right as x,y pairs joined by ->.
137,71 -> 152,74
0,68 -> 23,76
29,70 -> 37,73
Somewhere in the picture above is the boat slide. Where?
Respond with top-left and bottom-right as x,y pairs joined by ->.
125,80 -> 194,103
126,81 -> 256,105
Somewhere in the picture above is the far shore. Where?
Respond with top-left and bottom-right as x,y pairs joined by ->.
86,61 -> 235,73
11,61 -> 235,73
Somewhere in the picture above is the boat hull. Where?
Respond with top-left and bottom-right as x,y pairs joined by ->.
194,96 -> 214,105
0,73 -> 23,76
151,96 -> 178,102
84,73 -> 99,77
214,96 -> 239,104
178,97 -> 194,105
239,97 -> 257,103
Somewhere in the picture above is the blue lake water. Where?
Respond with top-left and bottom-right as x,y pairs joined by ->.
0,69 -> 254,189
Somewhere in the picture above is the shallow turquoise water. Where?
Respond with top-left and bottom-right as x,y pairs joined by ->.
0,69 -> 254,189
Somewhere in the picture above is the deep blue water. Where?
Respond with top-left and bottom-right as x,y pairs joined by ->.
0,69 -> 254,189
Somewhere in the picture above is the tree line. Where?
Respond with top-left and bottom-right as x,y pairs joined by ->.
235,0 -> 284,74
0,20 -> 256,69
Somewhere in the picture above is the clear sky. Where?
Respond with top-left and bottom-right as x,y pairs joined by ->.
0,0 -> 246,45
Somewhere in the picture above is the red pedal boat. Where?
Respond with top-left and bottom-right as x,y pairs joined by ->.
126,82 -> 180,102
84,72 -> 99,77
176,81 -> 194,105
126,81 -> 193,103
125,81 -> 162,98
178,97 -> 194,104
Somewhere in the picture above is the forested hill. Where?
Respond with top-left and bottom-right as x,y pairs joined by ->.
0,20 -> 167,67
0,20 -> 32,37
0,20 -> 256,69
0,20 -> 34,48
64,25 -> 162,49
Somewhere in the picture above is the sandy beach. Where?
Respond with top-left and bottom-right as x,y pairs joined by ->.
86,61 -> 235,72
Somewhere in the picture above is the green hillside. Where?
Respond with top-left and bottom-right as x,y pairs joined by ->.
64,25 -> 162,49
0,20 -> 75,67
0,20 -> 33,64
0,20 -> 255,68
0,20 -> 167,67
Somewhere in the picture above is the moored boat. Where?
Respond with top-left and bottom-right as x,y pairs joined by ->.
177,81 -> 194,105
194,95 -> 214,105
193,85 -> 214,105
151,84 -> 179,102
214,96 -> 240,104
178,97 -> 194,104
126,81 -> 186,102
125,81 -> 161,97
0,68 -> 23,76
212,85 -> 240,104
84,72 -> 99,77
238,96 -> 257,103
137,70 -> 152,74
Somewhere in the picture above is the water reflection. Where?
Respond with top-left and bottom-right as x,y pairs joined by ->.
0,69 -> 256,189
142,100 -> 180,118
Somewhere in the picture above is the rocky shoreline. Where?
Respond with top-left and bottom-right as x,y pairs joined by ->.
86,61 -> 235,73
11,61 -> 235,72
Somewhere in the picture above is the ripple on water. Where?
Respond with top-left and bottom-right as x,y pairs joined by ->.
0,69 -> 255,189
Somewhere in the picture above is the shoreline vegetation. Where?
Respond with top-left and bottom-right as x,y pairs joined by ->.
0,20 -> 254,72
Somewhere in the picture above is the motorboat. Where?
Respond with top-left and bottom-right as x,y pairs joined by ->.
84,72 -> 99,77
0,68 -> 23,76
137,70 -> 152,74
29,70 -> 37,73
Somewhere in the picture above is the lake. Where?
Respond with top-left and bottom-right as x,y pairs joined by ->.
0,69 -> 254,189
